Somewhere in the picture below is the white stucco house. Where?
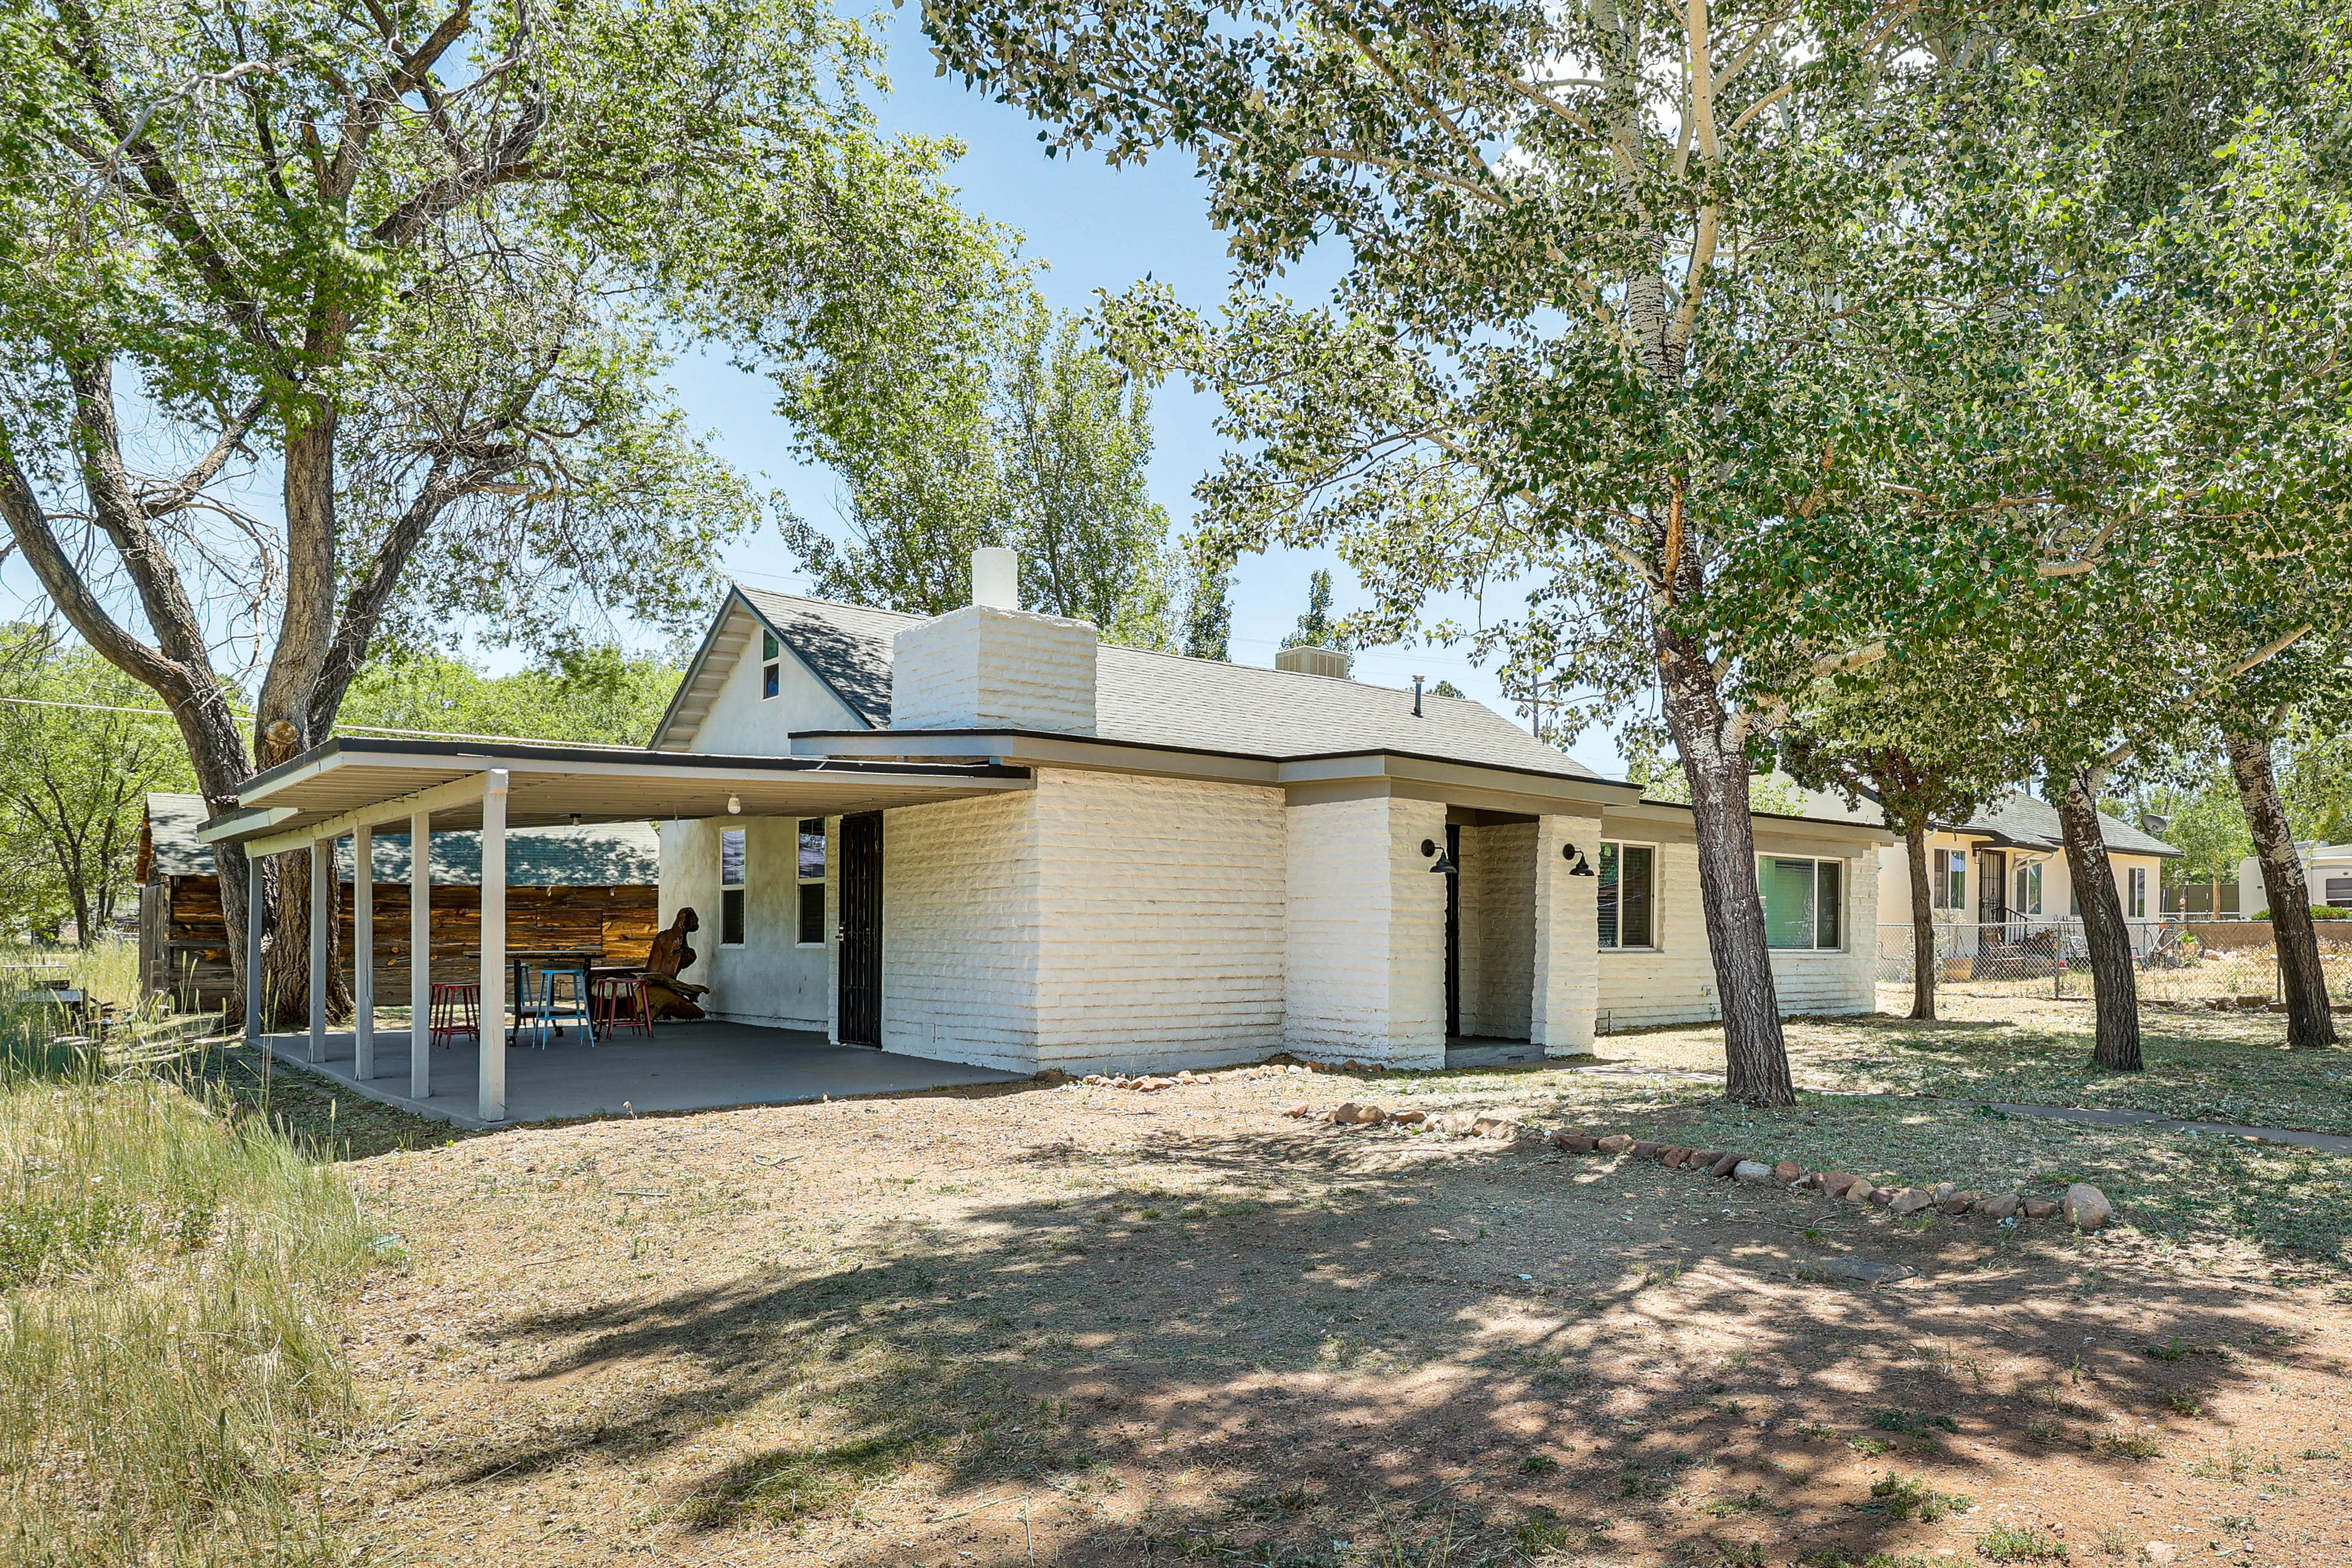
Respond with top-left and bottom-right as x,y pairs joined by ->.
199,551 -> 1888,1118
2237,842 -> 2352,914
639,553 -> 1888,1072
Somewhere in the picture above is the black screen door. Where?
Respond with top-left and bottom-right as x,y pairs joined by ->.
838,812 -> 883,1047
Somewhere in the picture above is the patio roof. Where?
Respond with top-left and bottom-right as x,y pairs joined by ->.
197,735 -> 1032,857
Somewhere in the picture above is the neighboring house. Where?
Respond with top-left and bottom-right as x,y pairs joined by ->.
138,792 -> 660,1009
2236,842 -> 2352,914
195,552 -> 1889,1115
1835,790 -> 2180,932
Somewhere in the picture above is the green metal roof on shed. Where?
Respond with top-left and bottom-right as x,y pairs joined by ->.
141,793 -> 659,886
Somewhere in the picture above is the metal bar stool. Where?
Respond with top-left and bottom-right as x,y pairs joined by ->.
591,973 -> 652,1039
428,981 -> 480,1047
527,962 -> 596,1048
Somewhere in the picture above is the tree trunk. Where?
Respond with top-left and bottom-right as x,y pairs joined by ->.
1905,819 -> 1936,1020
2226,729 -> 2338,1049
2054,768 -> 2141,1071
1657,625 -> 1792,1105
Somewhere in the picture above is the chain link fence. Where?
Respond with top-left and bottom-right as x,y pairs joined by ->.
1874,919 -> 2352,1006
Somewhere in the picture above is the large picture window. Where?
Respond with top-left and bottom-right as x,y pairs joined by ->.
1932,848 -> 1967,911
1597,842 -> 1656,949
1761,856 -> 1844,950
720,827 -> 747,946
796,818 -> 827,945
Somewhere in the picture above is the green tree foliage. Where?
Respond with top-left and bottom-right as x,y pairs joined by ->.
1281,569 -> 1336,650
2280,719 -> 2352,845
337,646 -> 682,748
780,299 -> 1202,647
927,0 -> 2006,1100
1182,557 -> 1233,661
0,0 -> 1001,1021
1777,653 -> 2020,1019
0,627 -> 195,942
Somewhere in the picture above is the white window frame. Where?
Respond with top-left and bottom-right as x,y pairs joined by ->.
760,630 -> 782,700
794,818 -> 827,948
1597,840 -> 1659,951
720,827 -> 748,948
1932,847 -> 1967,911
1758,854 -> 1847,952
2013,859 -> 2044,916
2127,865 -> 2148,919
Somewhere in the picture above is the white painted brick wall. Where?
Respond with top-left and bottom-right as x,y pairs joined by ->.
1597,840 -> 1880,1031
1283,795 -> 1446,1067
1033,769 -> 1286,1074
891,605 -> 1098,734
1532,813 -> 1601,1055
878,790 -> 1042,1071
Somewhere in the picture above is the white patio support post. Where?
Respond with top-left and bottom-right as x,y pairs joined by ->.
353,822 -> 375,1080
410,810 -> 432,1099
244,851 -> 266,1047
478,769 -> 510,1123
308,836 -> 331,1063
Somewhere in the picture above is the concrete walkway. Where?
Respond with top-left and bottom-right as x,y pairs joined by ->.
252,1019 -> 1028,1129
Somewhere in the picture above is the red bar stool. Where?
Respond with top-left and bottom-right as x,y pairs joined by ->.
590,973 -> 652,1039
428,981 -> 480,1047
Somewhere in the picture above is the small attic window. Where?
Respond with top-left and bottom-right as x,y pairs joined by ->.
761,630 -> 780,699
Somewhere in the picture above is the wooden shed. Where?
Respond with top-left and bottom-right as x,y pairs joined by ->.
137,792 -> 660,1011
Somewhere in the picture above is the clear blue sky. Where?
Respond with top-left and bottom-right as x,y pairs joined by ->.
669,5 -> 1631,778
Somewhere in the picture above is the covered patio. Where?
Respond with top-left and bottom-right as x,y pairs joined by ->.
247,1018 -> 1027,1129
200,737 -> 1032,1123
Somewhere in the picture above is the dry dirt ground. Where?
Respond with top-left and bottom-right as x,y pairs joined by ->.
326,1006 -> 2352,1568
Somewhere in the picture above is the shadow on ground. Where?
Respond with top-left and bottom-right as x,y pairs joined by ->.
398,1123 -> 2346,1566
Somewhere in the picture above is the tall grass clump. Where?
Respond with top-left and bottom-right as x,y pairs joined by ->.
0,1006 -> 374,1566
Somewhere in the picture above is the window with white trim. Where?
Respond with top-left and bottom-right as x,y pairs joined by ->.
1931,848 -> 1967,911
796,818 -> 826,945
1597,842 -> 1656,949
720,827 -> 747,946
760,631 -> 781,699
1760,856 -> 1844,950
2127,865 -> 2147,919
2013,861 -> 2043,916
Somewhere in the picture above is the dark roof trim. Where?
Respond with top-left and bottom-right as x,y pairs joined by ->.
791,727 -> 1646,790
237,734 -> 1027,799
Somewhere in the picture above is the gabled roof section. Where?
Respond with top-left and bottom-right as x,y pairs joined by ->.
731,589 -> 1610,781
143,792 -> 661,885
650,587 -> 892,750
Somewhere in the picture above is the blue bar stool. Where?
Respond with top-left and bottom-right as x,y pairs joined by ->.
538,962 -> 597,1046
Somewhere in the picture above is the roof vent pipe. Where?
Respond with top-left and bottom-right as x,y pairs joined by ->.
972,547 -> 1019,611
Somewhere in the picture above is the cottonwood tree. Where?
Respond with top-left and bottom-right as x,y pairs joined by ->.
0,0 -> 997,1022
0,625 -> 195,944
781,299 -> 1197,645
929,0 -> 1992,1101
1778,655 -> 2015,1021
1912,7 -> 2352,1068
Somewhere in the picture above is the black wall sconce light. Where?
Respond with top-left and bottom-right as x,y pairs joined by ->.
1561,842 -> 1596,876
1420,837 -> 1457,875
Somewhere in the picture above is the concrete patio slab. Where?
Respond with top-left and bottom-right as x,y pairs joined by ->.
251,1019 -> 1028,1129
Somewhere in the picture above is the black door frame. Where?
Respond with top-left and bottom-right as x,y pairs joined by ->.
1443,823 -> 1461,1039
837,812 -> 883,1047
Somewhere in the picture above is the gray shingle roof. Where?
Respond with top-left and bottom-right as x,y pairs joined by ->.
143,793 -> 660,884
1952,791 -> 2182,859
741,588 -> 1608,781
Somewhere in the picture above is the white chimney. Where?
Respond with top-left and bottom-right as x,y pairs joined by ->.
971,546 -> 1018,610
891,550 -> 1097,734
